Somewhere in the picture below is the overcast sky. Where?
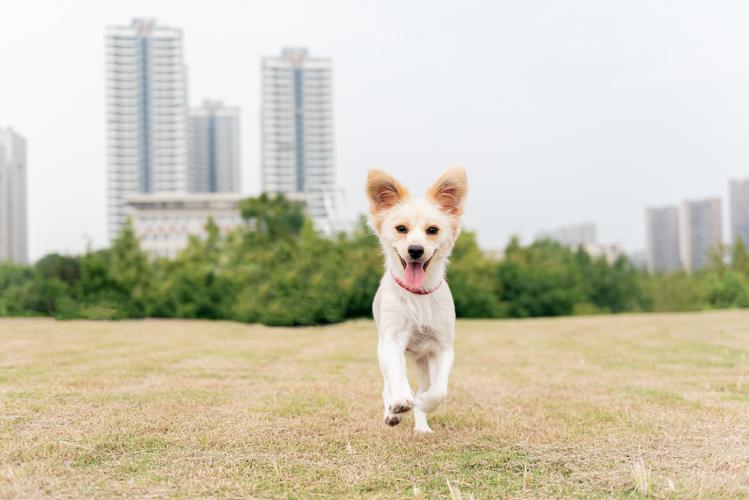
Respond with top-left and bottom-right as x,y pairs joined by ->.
2,0 -> 749,260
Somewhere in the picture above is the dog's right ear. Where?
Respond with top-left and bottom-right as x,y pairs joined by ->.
366,169 -> 410,214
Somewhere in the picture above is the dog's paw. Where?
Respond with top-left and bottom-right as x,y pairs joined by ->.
389,398 -> 413,414
384,414 -> 401,427
415,390 -> 446,413
414,426 -> 433,434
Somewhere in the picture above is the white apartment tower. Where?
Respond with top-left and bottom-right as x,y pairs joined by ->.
645,205 -> 681,273
0,128 -> 28,264
189,100 -> 241,193
105,18 -> 189,241
683,198 -> 722,272
261,48 -> 336,231
729,177 -> 749,246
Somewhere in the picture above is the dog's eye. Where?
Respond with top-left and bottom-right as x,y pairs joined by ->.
395,225 -> 408,233
426,226 -> 439,235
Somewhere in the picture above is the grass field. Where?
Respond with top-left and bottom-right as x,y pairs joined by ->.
1,312 -> 748,498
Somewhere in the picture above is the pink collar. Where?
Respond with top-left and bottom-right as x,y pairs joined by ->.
391,273 -> 443,295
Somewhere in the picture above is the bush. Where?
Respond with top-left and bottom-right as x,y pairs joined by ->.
2,194 -> 747,325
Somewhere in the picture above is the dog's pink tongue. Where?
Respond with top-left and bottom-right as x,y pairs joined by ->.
404,262 -> 426,289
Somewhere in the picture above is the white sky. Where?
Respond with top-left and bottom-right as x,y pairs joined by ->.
2,0 -> 749,260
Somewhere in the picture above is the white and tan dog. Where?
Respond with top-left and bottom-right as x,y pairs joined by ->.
366,165 -> 468,433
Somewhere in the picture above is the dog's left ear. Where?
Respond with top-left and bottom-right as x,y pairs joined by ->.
427,165 -> 468,216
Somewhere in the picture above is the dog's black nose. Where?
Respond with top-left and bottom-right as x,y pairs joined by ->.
408,245 -> 424,259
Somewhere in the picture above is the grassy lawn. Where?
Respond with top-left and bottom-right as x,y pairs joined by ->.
1,311 -> 748,498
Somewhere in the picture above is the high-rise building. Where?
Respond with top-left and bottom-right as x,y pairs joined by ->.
729,177 -> 749,246
105,18 -> 188,241
645,206 -> 681,273
261,47 -> 336,231
683,198 -> 722,272
0,127 -> 28,264
188,100 -> 241,193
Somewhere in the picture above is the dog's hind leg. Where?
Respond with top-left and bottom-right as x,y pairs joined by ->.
413,358 -> 433,433
416,348 -> 454,413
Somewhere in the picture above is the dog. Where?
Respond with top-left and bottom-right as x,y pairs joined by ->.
366,165 -> 468,433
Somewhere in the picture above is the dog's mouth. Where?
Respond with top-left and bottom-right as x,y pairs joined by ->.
395,249 -> 436,289
397,252 -> 436,271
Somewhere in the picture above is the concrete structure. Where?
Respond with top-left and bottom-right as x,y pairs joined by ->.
0,128 -> 28,264
581,242 -> 625,265
645,206 -> 681,273
128,193 -> 245,258
261,47 -> 337,232
683,198 -> 722,272
128,192 -> 308,257
729,177 -> 749,246
188,100 -> 241,193
538,223 -> 597,247
106,18 -> 189,241
536,223 -> 624,263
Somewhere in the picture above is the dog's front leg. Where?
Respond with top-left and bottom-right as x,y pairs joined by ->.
378,334 -> 413,426
416,347 -> 454,413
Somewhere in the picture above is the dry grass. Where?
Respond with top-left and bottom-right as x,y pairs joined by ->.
1,311 -> 748,498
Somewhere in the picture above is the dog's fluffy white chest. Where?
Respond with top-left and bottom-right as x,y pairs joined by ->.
405,323 -> 443,358
373,276 -> 455,358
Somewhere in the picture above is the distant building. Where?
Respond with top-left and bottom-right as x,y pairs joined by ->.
127,193 -> 245,258
683,198 -> 722,272
106,18 -> 189,241
536,224 -> 623,263
128,192 -> 306,258
0,127 -> 28,264
261,47 -> 338,232
539,223 -> 597,247
581,242 -> 625,264
645,206 -> 682,273
729,177 -> 749,246
189,100 -> 241,193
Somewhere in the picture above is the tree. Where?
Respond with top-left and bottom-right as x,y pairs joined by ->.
35,253 -> 81,286
448,231 -> 500,317
75,220 -> 155,318
239,193 -> 305,240
731,238 -> 749,278
158,218 -> 233,319
497,238 -> 583,317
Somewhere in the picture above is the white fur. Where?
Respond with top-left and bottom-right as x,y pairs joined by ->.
367,167 -> 467,433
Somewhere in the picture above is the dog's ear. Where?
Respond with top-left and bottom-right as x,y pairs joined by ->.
427,165 -> 468,216
366,169 -> 410,213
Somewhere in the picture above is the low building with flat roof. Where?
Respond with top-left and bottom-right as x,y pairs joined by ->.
128,193 -> 245,258
127,192 -> 309,258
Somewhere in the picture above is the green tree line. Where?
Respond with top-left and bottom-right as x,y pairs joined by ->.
2,194 -> 749,325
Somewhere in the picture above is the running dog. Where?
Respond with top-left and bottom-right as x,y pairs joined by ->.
366,165 -> 468,433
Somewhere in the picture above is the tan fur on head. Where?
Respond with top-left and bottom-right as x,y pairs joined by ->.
426,165 -> 468,216
366,170 -> 410,231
